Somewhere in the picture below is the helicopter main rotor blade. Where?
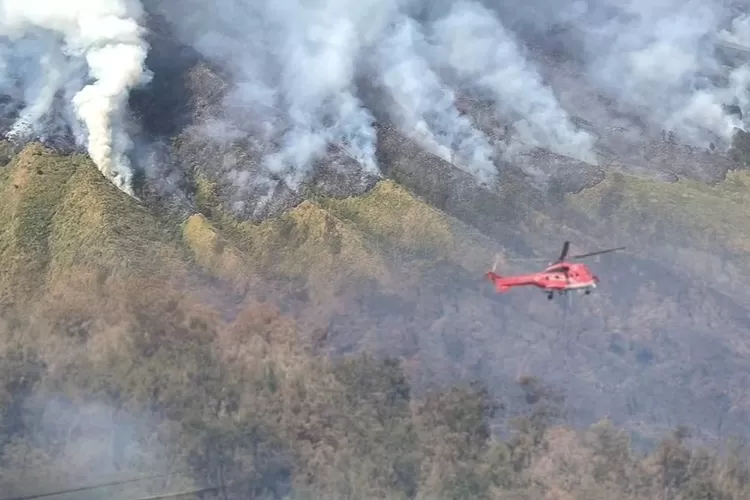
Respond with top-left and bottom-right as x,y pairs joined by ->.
570,246 -> 626,260
556,241 -> 570,262
496,241 -> 625,265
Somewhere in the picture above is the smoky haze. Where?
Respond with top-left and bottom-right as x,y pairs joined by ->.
427,0 -> 597,163
0,0 -> 749,201
0,394 -> 187,499
575,0 -> 745,146
147,0 -> 602,192
0,0 -> 152,196
486,0 -> 750,144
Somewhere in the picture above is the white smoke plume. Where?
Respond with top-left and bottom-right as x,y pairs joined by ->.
2,0 -> 750,203
149,0 -> 390,191
719,12 -> 750,47
718,12 -> 750,122
259,0 -> 383,189
575,0 -> 742,146
0,0 -> 151,196
148,0 -> 591,193
375,14 -> 498,185
484,0 -> 750,149
427,0 -> 597,164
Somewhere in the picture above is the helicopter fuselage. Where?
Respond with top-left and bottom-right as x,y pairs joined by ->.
485,241 -> 624,300
485,261 -> 598,294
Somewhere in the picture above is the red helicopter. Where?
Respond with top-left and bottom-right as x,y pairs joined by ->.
485,241 -> 625,300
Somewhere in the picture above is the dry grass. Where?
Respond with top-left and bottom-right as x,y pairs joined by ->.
181,213 -> 256,291
191,174 -> 396,295
316,180 -> 457,255
315,180 -> 501,275
187,174 -> 518,304
567,170 -> 750,254
0,143 -> 79,301
4,140 -> 749,308
0,142 -> 191,307
0,143 -> 498,314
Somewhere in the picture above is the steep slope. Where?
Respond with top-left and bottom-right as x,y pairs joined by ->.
0,143 -> 196,308
2,140 -> 750,450
173,151 -> 750,446
3,4 -> 750,497
567,170 -> 750,293
1,140 -> 750,500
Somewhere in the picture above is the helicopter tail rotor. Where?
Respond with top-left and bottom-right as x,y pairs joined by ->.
492,253 -> 501,273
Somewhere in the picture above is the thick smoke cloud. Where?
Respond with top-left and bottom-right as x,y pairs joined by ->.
148,0 -> 596,194
375,14 -> 498,184
259,0 -> 383,189
0,0 -> 152,196
2,0 -> 750,201
486,0 -> 750,148
150,0 -> 750,197
427,0 -> 597,163
577,0 -> 742,145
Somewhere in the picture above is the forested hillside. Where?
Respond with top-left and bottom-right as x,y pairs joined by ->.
3,0 -> 750,498
0,143 -> 748,499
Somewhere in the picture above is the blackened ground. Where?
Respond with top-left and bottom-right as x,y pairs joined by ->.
123,5 -> 750,228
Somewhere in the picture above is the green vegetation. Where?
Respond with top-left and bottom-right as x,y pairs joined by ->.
188,174 -> 499,296
567,170 -> 750,253
0,142 -> 749,499
561,168 -> 750,298
0,143 -> 191,302
314,180 -> 499,275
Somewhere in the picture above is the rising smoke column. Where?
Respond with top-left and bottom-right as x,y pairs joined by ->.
718,11 -> 750,130
561,0 -> 746,147
468,0 -> 750,148
375,14 -> 497,185
427,0 -> 597,164
0,0 -> 151,196
148,0 -> 394,192
260,0 -> 379,189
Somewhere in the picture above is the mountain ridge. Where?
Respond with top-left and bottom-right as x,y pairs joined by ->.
3,136 -> 750,450
3,3 -> 750,495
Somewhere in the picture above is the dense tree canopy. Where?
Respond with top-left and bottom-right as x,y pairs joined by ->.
0,294 -> 747,500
